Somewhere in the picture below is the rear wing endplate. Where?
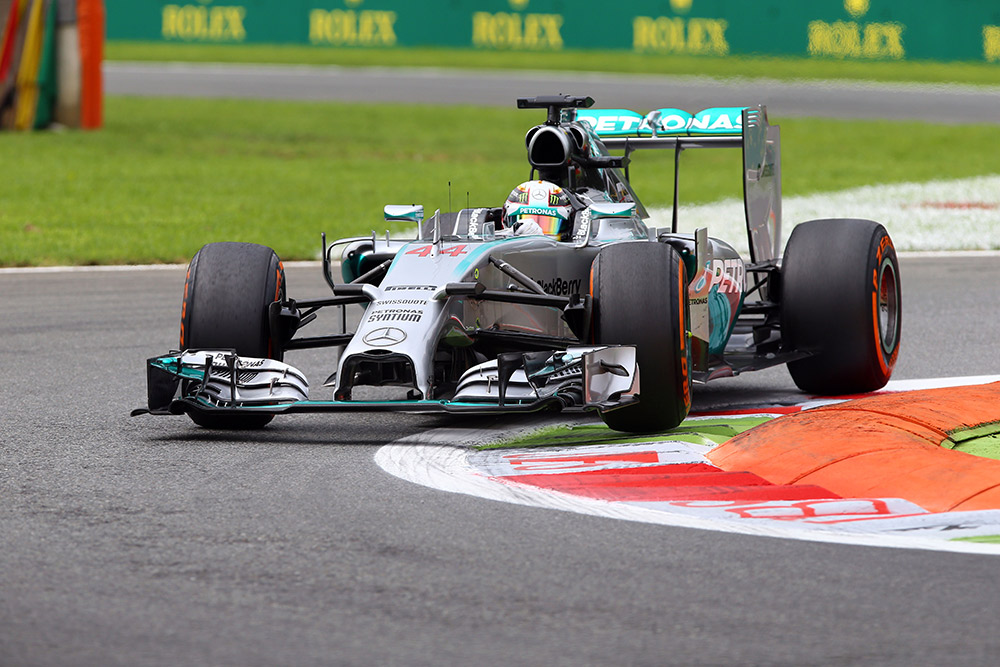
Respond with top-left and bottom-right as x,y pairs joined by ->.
576,105 -> 781,262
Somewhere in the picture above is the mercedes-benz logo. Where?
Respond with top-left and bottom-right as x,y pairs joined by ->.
362,327 -> 407,347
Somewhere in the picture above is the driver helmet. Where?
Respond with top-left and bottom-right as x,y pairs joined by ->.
503,180 -> 572,240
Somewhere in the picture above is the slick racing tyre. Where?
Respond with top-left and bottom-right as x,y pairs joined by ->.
591,242 -> 691,433
180,242 -> 286,429
781,218 -> 901,395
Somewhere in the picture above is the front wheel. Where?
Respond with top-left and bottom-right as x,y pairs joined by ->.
180,242 -> 286,429
591,242 -> 691,433
781,219 -> 901,395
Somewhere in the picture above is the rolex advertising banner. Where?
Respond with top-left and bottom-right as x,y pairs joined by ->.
105,0 -> 1000,65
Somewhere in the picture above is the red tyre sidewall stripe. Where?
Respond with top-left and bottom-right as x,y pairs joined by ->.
871,232 -> 900,378
677,257 -> 690,410
180,265 -> 192,348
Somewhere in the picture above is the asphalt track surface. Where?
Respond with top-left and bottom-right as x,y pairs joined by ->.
3,255 -> 1000,666
6,66 -> 1000,664
105,62 -> 1000,124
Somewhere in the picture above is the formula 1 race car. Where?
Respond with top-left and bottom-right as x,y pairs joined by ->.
135,94 -> 901,433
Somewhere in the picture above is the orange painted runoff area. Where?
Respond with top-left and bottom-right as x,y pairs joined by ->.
707,382 -> 1000,513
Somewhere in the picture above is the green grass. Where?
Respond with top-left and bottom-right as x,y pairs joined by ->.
4,95 -> 1000,266
478,416 -> 772,450
954,535 -> 1000,544
106,41 -> 1000,87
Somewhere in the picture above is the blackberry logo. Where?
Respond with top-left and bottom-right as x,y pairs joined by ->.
538,277 -> 582,296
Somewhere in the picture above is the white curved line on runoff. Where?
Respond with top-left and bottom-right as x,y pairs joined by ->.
374,439 -> 1000,555
375,375 -> 1000,555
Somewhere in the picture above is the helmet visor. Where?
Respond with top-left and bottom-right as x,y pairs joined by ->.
515,213 -> 566,236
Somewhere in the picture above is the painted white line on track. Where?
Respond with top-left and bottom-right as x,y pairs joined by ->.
883,375 -> 1000,391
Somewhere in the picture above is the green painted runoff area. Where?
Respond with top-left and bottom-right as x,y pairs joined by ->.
947,422 -> 1000,460
478,416 -> 772,451
955,535 -> 1000,544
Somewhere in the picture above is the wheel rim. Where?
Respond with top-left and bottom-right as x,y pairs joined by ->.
877,258 -> 899,353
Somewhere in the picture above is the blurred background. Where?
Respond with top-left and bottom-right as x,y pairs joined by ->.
2,0 -> 999,265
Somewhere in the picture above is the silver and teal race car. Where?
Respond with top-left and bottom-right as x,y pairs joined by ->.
135,95 -> 901,433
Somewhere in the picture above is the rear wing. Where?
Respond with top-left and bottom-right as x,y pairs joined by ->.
573,105 -> 781,263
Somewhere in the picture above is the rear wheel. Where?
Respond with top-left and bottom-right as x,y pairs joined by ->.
180,242 -> 286,428
781,219 -> 901,394
591,242 -> 691,433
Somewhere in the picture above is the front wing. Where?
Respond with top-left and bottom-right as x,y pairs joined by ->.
132,347 -> 640,421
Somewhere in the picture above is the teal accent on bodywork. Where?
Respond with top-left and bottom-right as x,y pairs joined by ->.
708,287 -> 732,355
678,251 -> 698,282
190,397 -> 541,411
706,287 -> 744,356
581,107 -> 744,138
152,356 -> 206,381
673,253 -> 743,355
342,251 -> 366,283
688,107 -> 746,136
293,399 -> 453,408
648,108 -> 693,136
588,202 -> 636,219
576,109 -> 648,136
453,239 -> 507,278
384,241 -> 414,275
383,204 -> 424,224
